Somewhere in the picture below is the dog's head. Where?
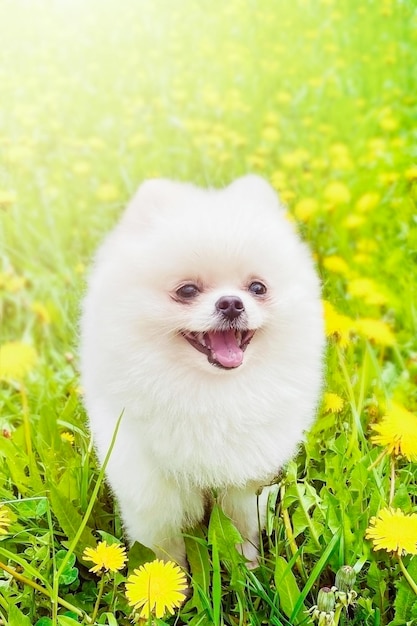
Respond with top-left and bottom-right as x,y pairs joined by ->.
101,175 -> 321,374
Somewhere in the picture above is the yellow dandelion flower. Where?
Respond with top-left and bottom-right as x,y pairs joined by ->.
323,301 -> 354,347
96,183 -> 120,202
391,137 -> 405,151
0,504 -> 11,535
357,238 -> 377,253
343,214 -> 365,229
0,342 -> 37,382
31,302 -> 51,324
322,255 -> 349,276
329,143 -> 353,171
353,253 -> 371,266
88,137 -> 106,150
275,91 -> 291,104
380,171 -> 400,186
367,137 -> 386,157
0,272 -> 26,293
324,392 -> 344,414
264,112 -> 280,125
323,181 -> 351,207
378,110 -> 399,133
307,77 -> 322,88
329,143 -> 350,158
280,189 -> 296,205
347,278 -> 388,306
128,133 -> 148,148
371,403 -> 417,461
125,559 -> 188,619
270,170 -> 287,191
261,126 -> 281,142
355,192 -> 380,213
0,190 -> 17,208
83,541 -> 127,574
61,432 -> 75,444
246,153 -> 265,169
281,149 -> 309,169
318,123 -> 332,135
366,508 -> 417,555
8,146 -> 33,163
72,162 -> 91,176
405,165 -> 417,182
310,158 -> 327,172
293,198 -> 319,222
333,154 -> 353,171
354,318 -> 395,347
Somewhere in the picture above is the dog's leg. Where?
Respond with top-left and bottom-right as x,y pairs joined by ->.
115,475 -> 205,569
220,484 -> 271,568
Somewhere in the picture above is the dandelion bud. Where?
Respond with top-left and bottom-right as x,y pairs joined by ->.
317,587 -> 336,612
335,565 -> 356,592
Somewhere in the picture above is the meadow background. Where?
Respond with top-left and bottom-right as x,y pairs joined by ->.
1,0 -> 417,624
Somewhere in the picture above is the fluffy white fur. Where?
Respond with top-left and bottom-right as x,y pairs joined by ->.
80,175 -> 324,567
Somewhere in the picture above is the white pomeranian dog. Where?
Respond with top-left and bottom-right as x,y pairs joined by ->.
80,175 -> 324,567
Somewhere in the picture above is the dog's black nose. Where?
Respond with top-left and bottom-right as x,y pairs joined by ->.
215,295 -> 245,320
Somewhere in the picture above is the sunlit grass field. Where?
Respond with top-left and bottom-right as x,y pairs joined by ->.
1,0 -> 417,624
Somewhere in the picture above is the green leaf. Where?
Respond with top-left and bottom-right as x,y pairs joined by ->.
208,504 -> 243,558
98,613 -> 119,626
55,549 -> 79,585
15,497 -> 48,519
8,605 -> 32,626
48,484 -> 96,557
184,528 -> 211,610
97,530 -> 124,546
265,484 -> 280,536
274,556 -> 306,625
367,559 -> 387,613
0,438 -> 31,495
292,507 -> 323,541
57,617 -> 81,626
35,619 -> 53,626
211,535 -> 222,626
393,557 -> 417,623
291,507 -> 309,537
392,483 -> 412,512
56,549 -> 76,569
127,541 -> 156,574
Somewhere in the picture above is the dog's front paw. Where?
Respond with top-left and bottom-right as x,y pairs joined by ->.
240,540 -> 259,570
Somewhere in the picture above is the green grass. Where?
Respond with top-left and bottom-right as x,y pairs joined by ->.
1,0 -> 417,623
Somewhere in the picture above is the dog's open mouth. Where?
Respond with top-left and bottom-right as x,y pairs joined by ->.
181,329 -> 255,369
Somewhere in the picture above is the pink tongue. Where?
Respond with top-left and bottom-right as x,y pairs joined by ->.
207,330 -> 243,368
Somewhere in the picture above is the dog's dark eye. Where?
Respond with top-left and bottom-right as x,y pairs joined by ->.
248,281 -> 267,296
176,284 -> 200,299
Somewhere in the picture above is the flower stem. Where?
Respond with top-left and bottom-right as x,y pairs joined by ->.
333,604 -> 343,626
398,554 -> 417,596
280,484 -> 305,579
91,574 -> 106,622
368,447 -> 387,471
20,384 -> 32,460
389,455 -> 396,506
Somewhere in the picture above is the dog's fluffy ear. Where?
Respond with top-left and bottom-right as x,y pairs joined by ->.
227,174 -> 285,213
120,179 -> 195,227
